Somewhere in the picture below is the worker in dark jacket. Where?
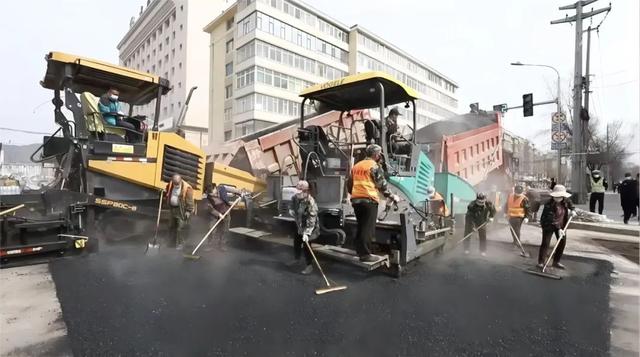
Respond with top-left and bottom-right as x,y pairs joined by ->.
165,174 -> 194,250
587,169 -> 608,214
349,144 -> 400,262
464,192 -> 496,256
205,183 -> 243,251
618,173 -> 639,224
538,185 -> 576,269
504,185 -> 530,246
289,180 -> 320,275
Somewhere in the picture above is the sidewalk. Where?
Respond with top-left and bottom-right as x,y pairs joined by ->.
575,192 -> 635,224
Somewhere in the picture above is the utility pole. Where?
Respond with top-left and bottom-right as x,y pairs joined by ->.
551,0 -> 611,204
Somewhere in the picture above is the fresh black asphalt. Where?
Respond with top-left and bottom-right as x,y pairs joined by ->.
50,235 -> 612,356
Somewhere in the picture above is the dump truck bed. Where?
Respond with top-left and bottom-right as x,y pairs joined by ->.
416,112 -> 503,186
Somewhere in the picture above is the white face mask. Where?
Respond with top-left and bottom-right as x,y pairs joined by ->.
593,174 -> 600,179
296,191 -> 308,199
553,197 -> 563,203
110,94 -> 119,101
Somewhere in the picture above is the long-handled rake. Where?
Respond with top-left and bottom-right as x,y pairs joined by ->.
508,224 -> 530,258
524,215 -> 574,280
145,190 -> 164,256
304,240 -> 347,295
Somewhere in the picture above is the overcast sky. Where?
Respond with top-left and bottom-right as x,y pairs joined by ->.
1,0 -> 638,161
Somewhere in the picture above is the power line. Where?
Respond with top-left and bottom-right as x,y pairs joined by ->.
0,127 -> 51,135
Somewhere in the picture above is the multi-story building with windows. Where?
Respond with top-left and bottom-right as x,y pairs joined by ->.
205,0 -> 458,146
118,0 -> 227,148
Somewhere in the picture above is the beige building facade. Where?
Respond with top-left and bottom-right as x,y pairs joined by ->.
118,0 -> 228,148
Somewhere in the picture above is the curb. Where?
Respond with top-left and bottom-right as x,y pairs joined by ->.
568,222 -> 640,237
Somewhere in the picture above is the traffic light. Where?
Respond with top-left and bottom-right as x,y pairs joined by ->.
522,93 -> 533,117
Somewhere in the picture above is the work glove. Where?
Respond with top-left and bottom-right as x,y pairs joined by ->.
185,212 -> 191,220
289,209 -> 295,217
302,233 -> 309,242
523,218 -> 529,224
570,210 -> 577,218
488,218 -> 494,223
558,230 -> 566,239
391,194 -> 400,203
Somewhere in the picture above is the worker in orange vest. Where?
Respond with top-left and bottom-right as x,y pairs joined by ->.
348,144 -> 400,262
426,186 -> 449,217
504,185 -> 530,246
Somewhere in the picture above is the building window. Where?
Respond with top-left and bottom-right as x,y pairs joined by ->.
165,37 -> 169,45
179,62 -> 182,69
225,85 -> 233,99
224,108 -> 232,122
171,67 -> 175,75
178,82 -> 182,88
226,39 -> 234,54
172,31 -> 176,39
225,62 -> 233,77
224,130 -> 232,141
236,67 -> 255,88
226,17 -> 235,30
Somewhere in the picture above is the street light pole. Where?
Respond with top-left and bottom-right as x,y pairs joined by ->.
510,62 -> 563,184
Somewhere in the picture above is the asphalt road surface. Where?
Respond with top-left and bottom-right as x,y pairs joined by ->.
50,236 -> 612,356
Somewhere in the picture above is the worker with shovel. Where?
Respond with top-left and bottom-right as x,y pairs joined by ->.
463,192 -> 496,256
537,185 -> 576,270
165,174 -> 194,251
289,180 -> 320,275
504,185 -> 530,247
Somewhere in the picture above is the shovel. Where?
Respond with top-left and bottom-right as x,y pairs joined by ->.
145,190 -> 164,256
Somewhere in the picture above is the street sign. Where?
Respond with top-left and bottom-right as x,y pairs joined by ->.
551,111 -> 569,150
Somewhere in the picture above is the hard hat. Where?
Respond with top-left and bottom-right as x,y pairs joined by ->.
514,185 -> 524,194
296,180 -> 310,191
388,107 -> 402,116
365,144 -> 382,157
476,192 -> 487,201
426,186 -> 436,199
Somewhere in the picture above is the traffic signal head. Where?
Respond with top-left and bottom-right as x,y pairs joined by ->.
523,93 -> 533,117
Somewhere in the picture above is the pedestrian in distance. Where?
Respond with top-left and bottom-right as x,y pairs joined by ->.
537,185 -> 576,270
165,174 -> 194,250
549,178 -> 557,190
618,173 -> 638,224
587,169 -> 608,214
288,180 -> 320,275
504,185 -> 530,247
463,192 -> 496,256
348,144 -> 400,262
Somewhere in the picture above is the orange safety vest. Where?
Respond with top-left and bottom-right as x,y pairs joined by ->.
507,193 -> 526,218
429,192 -> 450,216
351,159 -> 380,203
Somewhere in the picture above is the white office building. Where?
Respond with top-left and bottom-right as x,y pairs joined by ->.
203,0 -> 459,145
118,0 -> 228,148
